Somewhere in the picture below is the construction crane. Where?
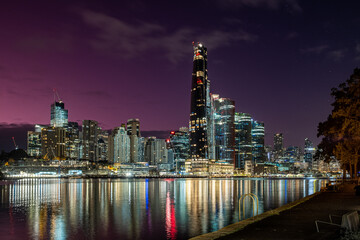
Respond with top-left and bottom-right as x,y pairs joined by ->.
12,137 -> 18,150
53,88 -> 62,103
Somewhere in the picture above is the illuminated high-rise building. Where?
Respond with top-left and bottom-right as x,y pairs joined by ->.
169,128 -> 190,173
273,133 -> 283,160
127,119 -> 141,163
213,95 -> 235,164
114,125 -> 130,164
66,122 -> 80,160
41,126 -> 66,160
96,129 -> 108,161
27,131 -> 42,157
234,113 -> 252,170
252,121 -> 265,164
304,138 -> 315,170
50,101 -> 68,127
144,137 -> 168,165
188,42 -> 210,173
82,120 -> 98,161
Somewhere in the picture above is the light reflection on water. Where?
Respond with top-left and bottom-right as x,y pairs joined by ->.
0,178 -> 327,240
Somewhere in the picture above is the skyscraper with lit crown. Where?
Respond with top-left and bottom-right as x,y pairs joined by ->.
189,42 -> 210,173
50,101 -> 68,127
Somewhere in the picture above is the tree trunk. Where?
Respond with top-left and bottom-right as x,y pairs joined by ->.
350,163 -> 353,179
355,160 -> 358,179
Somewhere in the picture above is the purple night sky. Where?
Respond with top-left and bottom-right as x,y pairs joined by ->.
1,0 -> 360,151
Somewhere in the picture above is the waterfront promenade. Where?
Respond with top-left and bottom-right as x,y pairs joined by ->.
192,183 -> 359,240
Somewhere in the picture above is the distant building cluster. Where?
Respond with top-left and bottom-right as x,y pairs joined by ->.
27,100 -> 177,172
25,43 -> 340,176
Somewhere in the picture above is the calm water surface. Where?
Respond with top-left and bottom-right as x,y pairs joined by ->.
0,178 -> 327,240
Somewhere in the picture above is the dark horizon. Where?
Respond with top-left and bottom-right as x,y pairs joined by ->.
1,0 -> 360,151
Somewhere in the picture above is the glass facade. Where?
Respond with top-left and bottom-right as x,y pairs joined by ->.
252,121 -> 265,164
169,129 -> 190,173
234,113 -> 253,170
114,126 -> 130,164
189,43 -> 209,160
304,138 -> 315,170
97,130 -> 108,161
50,101 -> 68,127
41,127 -> 66,160
127,119 -> 140,163
66,122 -> 80,160
273,133 -> 283,160
82,120 -> 98,161
213,97 -> 235,164
27,131 -> 42,157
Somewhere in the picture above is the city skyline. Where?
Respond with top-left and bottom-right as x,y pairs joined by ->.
1,0 -> 360,151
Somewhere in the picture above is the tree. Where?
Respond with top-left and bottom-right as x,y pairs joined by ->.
317,68 -> 360,179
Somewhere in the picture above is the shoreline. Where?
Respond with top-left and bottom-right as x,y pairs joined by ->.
189,191 -> 322,240
2,175 -> 329,180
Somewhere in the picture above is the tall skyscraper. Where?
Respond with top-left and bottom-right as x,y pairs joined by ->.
50,101 -> 68,127
114,125 -> 130,164
304,138 -> 315,170
66,122 -> 80,160
82,120 -> 98,161
108,127 -> 118,163
273,133 -> 283,160
144,137 -> 167,165
189,42 -> 209,160
169,128 -> 190,172
127,119 -> 141,163
137,137 -> 145,162
213,96 -> 235,164
234,112 -> 253,170
252,121 -> 265,164
96,130 -> 108,161
41,127 -> 66,160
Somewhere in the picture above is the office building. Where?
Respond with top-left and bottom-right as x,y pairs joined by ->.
66,122 -> 80,160
168,128 -> 190,172
234,113 -> 252,170
41,127 -> 66,160
50,101 -> 68,127
304,138 -> 316,170
273,133 -> 283,160
189,42 -> 209,161
127,119 -> 141,163
144,137 -> 167,165
252,121 -> 265,164
82,120 -> 98,161
27,131 -> 42,157
97,130 -> 108,161
213,96 -> 235,164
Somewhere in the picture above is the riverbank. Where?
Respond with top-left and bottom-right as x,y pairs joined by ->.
3,174 -> 329,180
191,183 -> 359,240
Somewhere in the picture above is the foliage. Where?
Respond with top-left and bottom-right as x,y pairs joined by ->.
340,229 -> 360,240
316,68 -> 360,178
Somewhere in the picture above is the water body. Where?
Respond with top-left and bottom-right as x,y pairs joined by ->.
0,178 -> 327,240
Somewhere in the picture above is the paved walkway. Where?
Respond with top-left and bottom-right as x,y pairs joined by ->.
192,183 -> 360,240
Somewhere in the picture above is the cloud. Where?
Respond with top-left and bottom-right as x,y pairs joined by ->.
300,45 -> 347,61
217,0 -> 302,13
328,49 -> 346,61
300,45 -> 329,54
79,10 -> 256,64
